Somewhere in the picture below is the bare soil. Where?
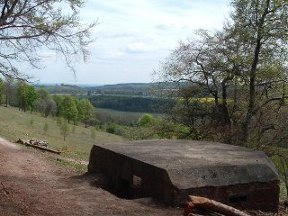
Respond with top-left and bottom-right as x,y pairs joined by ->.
0,138 -> 181,216
0,138 -> 287,216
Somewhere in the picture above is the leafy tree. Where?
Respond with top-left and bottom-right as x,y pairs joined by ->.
37,89 -> 57,117
61,95 -> 78,123
27,85 -> 39,112
17,81 -> 38,112
57,118 -> 70,141
229,0 -> 288,143
53,95 -> 64,116
38,89 -> 49,100
137,114 -> 154,127
0,0 -> 96,79
152,118 -> 190,139
4,77 -> 15,107
17,82 -> 29,111
77,98 -> 95,127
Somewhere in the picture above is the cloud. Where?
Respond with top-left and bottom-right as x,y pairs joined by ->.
31,0 -> 231,85
122,42 -> 156,54
105,33 -> 137,39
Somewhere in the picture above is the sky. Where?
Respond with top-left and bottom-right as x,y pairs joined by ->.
28,0 -> 231,85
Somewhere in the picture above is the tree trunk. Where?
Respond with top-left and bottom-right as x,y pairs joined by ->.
221,80 -> 232,126
184,196 -> 250,216
241,37 -> 262,145
241,1 -> 270,145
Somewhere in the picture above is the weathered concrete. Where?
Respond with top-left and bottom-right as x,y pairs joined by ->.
88,140 -> 280,212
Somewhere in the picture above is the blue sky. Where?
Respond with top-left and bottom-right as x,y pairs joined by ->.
28,0 -> 231,85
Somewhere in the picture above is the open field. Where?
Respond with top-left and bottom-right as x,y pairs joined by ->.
96,108 -> 146,125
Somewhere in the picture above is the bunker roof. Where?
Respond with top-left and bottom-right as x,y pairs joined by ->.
95,140 -> 279,189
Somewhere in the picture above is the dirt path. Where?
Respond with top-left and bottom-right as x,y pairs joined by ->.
0,138 -> 181,216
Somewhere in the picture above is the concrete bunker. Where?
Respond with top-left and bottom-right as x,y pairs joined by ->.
88,140 -> 279,212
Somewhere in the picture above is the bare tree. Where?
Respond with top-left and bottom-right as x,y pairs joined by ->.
160,30 -> 246,142
0,0 -> 96,79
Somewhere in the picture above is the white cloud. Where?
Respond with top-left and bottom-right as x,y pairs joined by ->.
124,42 -> 155,53
30,0 -> 232,84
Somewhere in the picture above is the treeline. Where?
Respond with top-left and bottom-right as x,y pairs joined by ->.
88,95 -> 176,113
85,82 -> 205,98
36,83 -> 85,95
0,79 -> 95,127
85,83 -> 154,97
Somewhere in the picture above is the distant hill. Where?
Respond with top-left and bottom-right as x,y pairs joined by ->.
88,95 -> 176,113
36,82 -> 191,97
35,83 -> 85,95
83,83 -> 178,113
35,82 -> 207,113
84,83 -> 156,97
83,82 -> 189,97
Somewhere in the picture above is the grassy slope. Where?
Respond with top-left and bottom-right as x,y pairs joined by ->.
0,106 -> 124,161
1,106 -> 287,198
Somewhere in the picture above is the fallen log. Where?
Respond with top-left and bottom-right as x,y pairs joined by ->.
25,142 -> 61,154
16,139 -> 25,145
16,139 -> 61,154
184,196 -> 251,216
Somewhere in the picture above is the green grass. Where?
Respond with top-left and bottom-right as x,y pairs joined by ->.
96,108 -> 164,126
96,108 -> 149,125
0,106 -> 125,161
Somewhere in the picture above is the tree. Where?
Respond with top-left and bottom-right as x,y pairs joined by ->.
0,0 -> 96,79
17,81 -> 28,111
53,95 -> 64,116
159,0 -> 288,146
17,81 -> 38,112
137,114 -> 154,127
37,89 -> 57,117
57,118 -> 70,141
27,85 -> 39,112
160,30 -> 246,143
229,0 -> 288,143
77,98 -> 95,127
0,78 -> 4,104
4,76 -> 14,107
61,95 -> 78,123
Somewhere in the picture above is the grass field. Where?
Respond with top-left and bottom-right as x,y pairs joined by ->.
96,108 -> 145,125
0,106 -> 125,162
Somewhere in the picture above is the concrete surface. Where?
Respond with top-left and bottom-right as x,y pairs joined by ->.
94,140 -> 279,189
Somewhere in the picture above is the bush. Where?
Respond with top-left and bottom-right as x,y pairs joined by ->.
137,114 -> 154,127
105,124 -> 126,136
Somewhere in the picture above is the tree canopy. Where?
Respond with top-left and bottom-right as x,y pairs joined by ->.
17,81 -> 38,112
158,0 -> 288,146
77,98 -> 95,127
0,0 -> 96,79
